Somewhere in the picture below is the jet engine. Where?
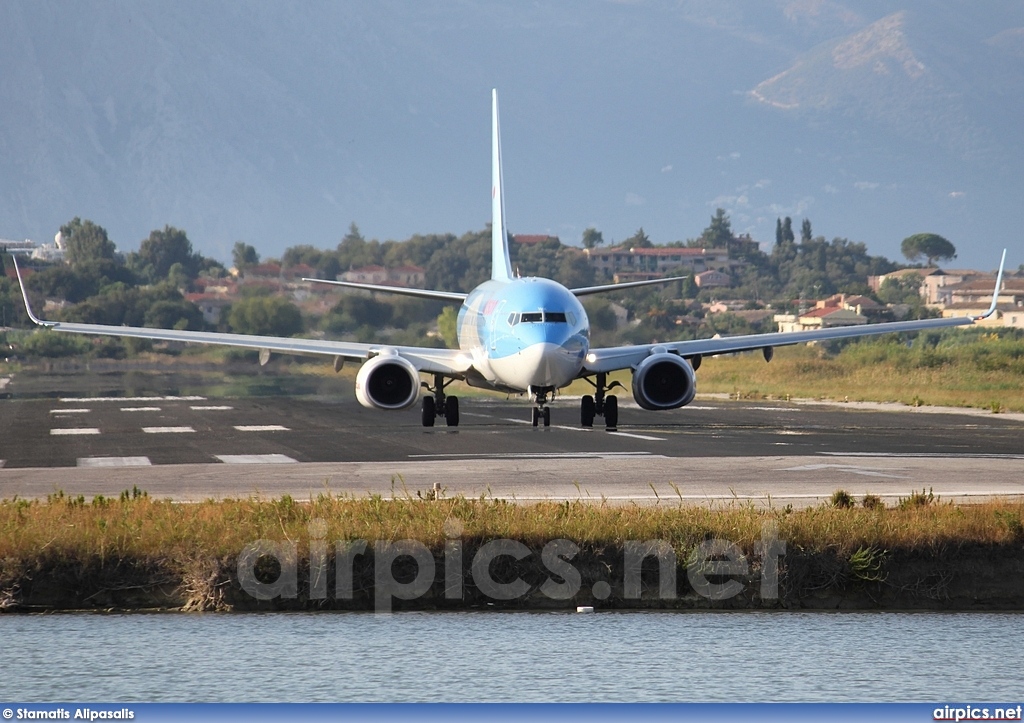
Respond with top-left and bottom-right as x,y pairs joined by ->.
631,352 -> 697,410
354,354 -> 421,410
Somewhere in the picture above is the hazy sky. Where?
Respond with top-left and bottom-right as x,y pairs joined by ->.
1,1 -> 1020,269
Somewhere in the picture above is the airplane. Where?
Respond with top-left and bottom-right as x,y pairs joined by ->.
12,90 -> 1008,430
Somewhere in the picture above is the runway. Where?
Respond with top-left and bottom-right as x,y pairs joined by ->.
2,391 -> 1023,507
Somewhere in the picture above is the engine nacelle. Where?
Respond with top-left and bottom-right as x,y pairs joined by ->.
631,352 -> 697,411
355,354 -> 421,410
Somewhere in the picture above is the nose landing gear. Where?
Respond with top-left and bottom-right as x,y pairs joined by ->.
529,386 -> 554,427
421,373 -> 459,427
581,372 -> 622,430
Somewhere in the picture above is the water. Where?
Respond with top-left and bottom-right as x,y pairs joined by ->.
2,611 -> 1021,702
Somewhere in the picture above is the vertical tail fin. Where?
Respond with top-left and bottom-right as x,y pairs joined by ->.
491,89 -> 513,282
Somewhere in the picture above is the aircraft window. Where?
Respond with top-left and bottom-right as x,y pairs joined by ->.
507,312 -> 519,326
545,312 -> 568,323
566,312 -> 576,326
521,312 -> 543,323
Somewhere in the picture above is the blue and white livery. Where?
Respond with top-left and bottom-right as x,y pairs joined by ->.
13,90 -> 1007,429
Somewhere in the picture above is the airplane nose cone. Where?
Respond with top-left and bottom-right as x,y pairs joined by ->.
517,342 -> 561,387
491,340 -> 582,389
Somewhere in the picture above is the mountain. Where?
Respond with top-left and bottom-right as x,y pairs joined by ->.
0,1 -> 1020,268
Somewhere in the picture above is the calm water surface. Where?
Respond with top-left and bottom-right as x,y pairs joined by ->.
2,611 -> 1022,702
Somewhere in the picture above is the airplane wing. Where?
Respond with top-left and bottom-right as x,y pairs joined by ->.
582,314 -> 975,373
302,277 -> 467,302
11,257 -> 472,377
570,276 -> 688,297
583,250 -> 1007,375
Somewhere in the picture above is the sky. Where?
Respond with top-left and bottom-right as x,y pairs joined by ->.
0,1 -> 1020,270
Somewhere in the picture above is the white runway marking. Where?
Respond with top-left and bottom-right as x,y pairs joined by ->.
607,431 -> 665,441
59,395 -> 206,403
215,454 -> 298,464
191,405 -> 233,411
77,456 -> 152,467
50,428 -> 100,436
142,426 -> 195,434
234,425 -> 290,432
121,406 -> 161,412
409,451 -> 665,460
778,463 -> 910,479
821,452 -> 1024,460
50,408 -> 91,414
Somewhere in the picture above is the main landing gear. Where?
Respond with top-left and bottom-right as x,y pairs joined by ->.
580,372 -> 622,430
421,373 -> 459,427
530,386 -> 553,427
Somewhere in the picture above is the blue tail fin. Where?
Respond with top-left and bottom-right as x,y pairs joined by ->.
491,89 -> 513,282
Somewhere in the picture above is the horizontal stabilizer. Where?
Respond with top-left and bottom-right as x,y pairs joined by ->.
303,278 -> 467,302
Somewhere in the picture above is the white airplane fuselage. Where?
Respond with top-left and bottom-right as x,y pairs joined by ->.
457,277 -> 589,392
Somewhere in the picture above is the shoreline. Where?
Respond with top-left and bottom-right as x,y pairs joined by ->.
2,497 -> 1022,614
3,541 -> 1023,614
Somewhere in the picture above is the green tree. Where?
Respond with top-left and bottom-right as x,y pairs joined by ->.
581,227 -> 604,250
133,226 -> 200,281
227,296 -> 303,337
232,242 -> 259,270
901,233 -> 956,266
625,227 -> 652,248
877,274 -> 923,305
144,299 -> 204,330
701,209 -> 733,248
781,217 -> 795,245
436,306 -> 458,348
801,218 -> 813,244
61,218 -> 117,268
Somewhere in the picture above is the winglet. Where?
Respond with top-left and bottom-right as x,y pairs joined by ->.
10,255 -> 55,327
491,89 -> 513,282
974,248 -> 1007,320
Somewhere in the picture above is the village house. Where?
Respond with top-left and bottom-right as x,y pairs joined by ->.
584,246 -> 730,281
338,264 -> 427,288
774,300 -> 869,333
694,269 -> 731,288
868,267 -> 986,305
184,293 -> 232,325
939,276 -> 1024,329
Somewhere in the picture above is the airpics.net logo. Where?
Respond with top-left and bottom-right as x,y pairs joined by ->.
236,519 -> 786,611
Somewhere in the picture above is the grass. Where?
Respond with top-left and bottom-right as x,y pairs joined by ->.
690,335 -> 1024,412
2,492 -> 1022,568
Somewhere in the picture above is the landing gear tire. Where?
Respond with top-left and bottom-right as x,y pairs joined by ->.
531,408 -> 540,427
604,395 -> 618,430
422,397 -> 436,427
445,396 -> 460,427
543,407 -> 551,427
581,395 -> 595,428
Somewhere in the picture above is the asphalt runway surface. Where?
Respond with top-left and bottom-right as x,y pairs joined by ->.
2,391 -> 1023,507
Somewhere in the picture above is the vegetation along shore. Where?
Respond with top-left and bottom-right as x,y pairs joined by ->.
1,491 -> 1021,613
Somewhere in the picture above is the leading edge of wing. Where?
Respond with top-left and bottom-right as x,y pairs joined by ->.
303,278 -> 467,302
570,276 -> 688,297
27,319 -> 471,376
583,314 -> 976,374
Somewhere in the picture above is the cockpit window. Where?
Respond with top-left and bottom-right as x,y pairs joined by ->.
512,311 -> 571,324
